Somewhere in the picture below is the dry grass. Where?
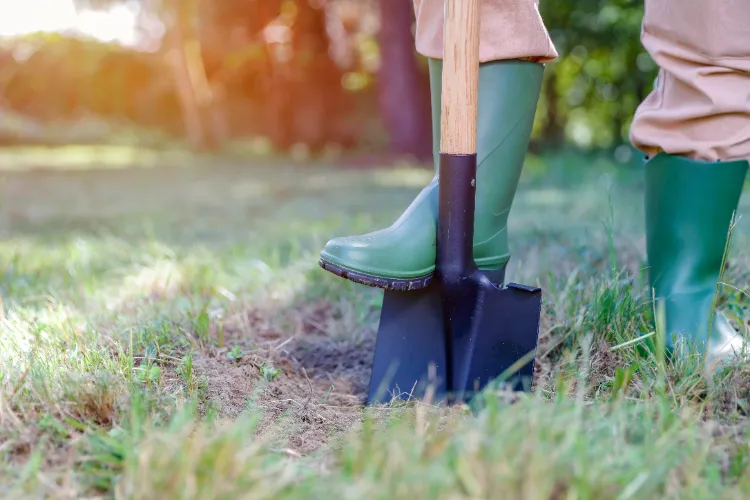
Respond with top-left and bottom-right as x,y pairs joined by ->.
2,148 -> 750,498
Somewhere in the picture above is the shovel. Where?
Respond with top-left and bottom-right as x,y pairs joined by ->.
365,0 -> 543,405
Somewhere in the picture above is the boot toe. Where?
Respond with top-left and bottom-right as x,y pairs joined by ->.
320,235 -> 370,268
320,233 -> 435,280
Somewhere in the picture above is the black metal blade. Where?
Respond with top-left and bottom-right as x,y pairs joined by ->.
366,284 -> 446,405
366,272 -> 542,406
459,281 -> 541,397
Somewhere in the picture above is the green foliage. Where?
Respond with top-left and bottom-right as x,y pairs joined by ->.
0,33 -> 183,143
539,0 -> 657,150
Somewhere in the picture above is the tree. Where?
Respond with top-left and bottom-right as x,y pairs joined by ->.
75,0 -> 223,151
377,0 -> 431,160
538,0 -> 654,150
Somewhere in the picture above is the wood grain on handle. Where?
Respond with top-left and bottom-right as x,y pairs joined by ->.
440,0 -> 480,155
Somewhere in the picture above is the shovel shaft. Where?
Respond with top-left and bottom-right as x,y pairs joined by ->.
437,154 -> 477,285
437,0 -> 482,400
437,0 -> 481,283
440,0 -> 480,155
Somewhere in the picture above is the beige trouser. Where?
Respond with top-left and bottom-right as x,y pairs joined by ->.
414,0 -> 750,163
413,0 -> 557,63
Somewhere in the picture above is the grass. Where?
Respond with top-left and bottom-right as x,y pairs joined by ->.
2,147 -> 750,498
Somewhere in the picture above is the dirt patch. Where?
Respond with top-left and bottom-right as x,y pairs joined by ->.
286,334 -> 375,400
196,358 -> 261,418
219,299 -> 343,343
195,320 -> 370,455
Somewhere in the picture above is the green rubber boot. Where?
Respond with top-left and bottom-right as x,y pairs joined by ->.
319,58 -> 544,290
645,152 -> 749,367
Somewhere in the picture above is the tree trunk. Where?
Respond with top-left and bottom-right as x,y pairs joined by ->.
541,68 -> 565,148
377,0 -> 432,160
168,0 -> 222,151
612,113 -> 624,146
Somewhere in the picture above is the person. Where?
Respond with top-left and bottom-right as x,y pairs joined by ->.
318,1 -> 750,367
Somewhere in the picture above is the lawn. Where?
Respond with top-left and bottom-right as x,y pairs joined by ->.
2,146 -> 750,498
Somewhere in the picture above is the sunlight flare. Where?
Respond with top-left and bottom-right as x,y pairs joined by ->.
0,0 -> 139,46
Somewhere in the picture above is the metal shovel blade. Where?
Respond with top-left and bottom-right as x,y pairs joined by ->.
366,274 -> 542,405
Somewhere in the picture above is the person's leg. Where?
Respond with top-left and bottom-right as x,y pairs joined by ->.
320,1 -> 557,290
630,0 -> 750,365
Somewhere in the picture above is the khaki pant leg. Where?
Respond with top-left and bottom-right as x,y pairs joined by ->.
630,0 -> 750,162
413,0 -> 558,63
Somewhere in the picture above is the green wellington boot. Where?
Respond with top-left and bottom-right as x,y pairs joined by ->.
645,152 -> 749,367
319,58 -> 544,290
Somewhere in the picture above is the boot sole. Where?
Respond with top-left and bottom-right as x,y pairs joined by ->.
318,258 -> 433,291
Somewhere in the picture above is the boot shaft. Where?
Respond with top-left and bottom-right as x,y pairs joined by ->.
646,153 -> 748,295
428,58 -> 544,255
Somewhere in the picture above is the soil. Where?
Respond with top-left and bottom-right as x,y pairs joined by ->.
194,301 -> 374,456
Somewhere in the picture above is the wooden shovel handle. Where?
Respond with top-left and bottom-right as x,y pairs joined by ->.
440,0 -> 480,155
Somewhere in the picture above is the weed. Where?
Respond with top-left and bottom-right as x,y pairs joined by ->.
227,345 -> 244,361
259,364 -> 281,382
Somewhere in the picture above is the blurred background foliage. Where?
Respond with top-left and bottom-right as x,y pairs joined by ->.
0,0 -> 656,162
